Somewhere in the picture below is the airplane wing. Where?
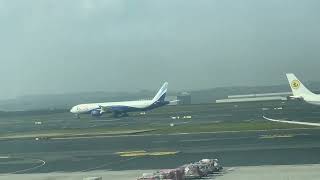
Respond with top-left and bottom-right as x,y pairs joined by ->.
98,105 -> 109,113
287,95 -> 304,100
263,116 -> 320,127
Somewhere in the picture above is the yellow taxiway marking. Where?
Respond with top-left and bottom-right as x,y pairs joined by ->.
116,150 -> 179,157
259,134 -> 294,139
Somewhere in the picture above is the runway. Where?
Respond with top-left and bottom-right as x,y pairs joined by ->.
0,101 -> 320,177
0,128 -> 320,173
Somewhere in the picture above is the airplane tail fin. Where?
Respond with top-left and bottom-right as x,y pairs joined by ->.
286,73 -> 314,97
152,82 -> 168,103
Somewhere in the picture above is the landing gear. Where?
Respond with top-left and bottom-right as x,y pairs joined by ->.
74,114 -> 80,119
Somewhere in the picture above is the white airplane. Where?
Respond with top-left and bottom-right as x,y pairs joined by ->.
70,82 -> 170,118
286,73 -> 320,105
263,73 -> 320,127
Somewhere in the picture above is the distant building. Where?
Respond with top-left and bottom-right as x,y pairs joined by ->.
216,92 -> 289,103
227,92 -> 292,99
166,96 -> 178,105
216,96 -> 287,103
177,92 -> 191,105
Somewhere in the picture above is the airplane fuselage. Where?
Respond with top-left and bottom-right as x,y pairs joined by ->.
70,100 -> 169,115
286,74 -> 320,107
70,82 -> 169,117
303,95 -> 320,106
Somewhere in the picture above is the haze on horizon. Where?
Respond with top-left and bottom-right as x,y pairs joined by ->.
0,0 -> 320,100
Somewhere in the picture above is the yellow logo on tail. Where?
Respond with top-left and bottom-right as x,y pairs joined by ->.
291,80 -> 300,89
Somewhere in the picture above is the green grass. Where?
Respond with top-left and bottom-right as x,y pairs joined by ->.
1,120 -> 317,140
0,128 -> 156,140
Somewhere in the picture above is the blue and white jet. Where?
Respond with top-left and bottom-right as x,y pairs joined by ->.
70,82 -> 170,118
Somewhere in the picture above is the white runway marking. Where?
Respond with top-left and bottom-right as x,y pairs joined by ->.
11,159 -> 46,174
152,140 -> 169,143
259,134 -> 294,139
180,136 -> 251,142
89,119 -> 122,122
0,158 -> 46,175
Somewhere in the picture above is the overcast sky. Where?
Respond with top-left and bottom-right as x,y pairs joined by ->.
0,0 -> 320,99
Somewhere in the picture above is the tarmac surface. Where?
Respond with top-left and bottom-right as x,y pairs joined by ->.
0,101 -> 320,179
1,164 -> 320,180
0,128 -> 320,173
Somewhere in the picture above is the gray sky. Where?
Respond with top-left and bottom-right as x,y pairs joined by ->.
0,0 -> 320,99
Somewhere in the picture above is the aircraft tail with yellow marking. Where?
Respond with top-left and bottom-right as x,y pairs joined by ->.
286,73 -> 314,97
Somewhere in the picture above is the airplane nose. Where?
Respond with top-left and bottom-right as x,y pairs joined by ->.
70,107 -> 76,113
